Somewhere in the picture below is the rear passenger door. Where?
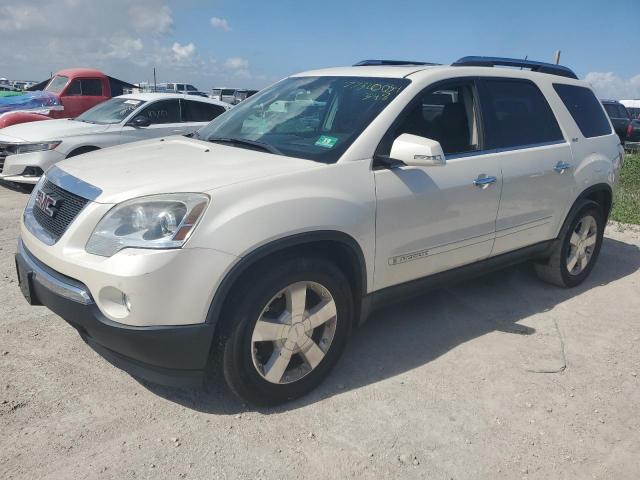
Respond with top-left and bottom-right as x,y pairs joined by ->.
180,99 -> 228,133
477,78 -> 575,255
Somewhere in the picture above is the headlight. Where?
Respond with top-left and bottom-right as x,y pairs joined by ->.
8,141 -> 61,155
85,193 -> 209,257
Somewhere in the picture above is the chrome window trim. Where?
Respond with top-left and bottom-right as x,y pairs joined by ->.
446,139 -> 568,160
46,166 -> 102,201
17,239 -> 92,305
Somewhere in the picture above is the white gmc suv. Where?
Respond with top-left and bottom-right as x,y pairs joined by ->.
15,57 -> 623,405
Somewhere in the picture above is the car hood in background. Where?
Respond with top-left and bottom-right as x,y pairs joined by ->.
0,118 -> 111,142
54,136 -> 322,204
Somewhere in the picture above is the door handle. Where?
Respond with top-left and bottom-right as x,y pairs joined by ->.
554,161 -> 572,174
473,174 -> 497,189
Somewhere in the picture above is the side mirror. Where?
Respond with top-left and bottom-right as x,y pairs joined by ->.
390,133 -> 446,167
127,115 -> 151,128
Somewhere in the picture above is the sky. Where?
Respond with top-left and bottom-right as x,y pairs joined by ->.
0,0 -> 639,98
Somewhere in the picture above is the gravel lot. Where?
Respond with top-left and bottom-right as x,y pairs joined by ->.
1,183 -> 639,480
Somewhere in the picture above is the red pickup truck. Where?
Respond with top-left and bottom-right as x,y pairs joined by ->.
0,68 -> 134,128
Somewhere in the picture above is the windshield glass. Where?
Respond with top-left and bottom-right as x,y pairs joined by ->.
196,76 -> 409,163
45,75 -> 69,94
76,97 -> 145,124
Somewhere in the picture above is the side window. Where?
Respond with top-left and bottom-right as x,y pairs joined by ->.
480,79 -> 563,149
380,81 -> 481,156
139,99 -> 181,124
618,105 -> 630,119
66,79 -> 81,96
182,100 -> 226,122
553,84 -> 612,138
81,79 -> 103,96
603,104 -> 618,118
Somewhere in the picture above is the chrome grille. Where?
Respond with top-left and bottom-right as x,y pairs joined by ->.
31,179 -> 88,241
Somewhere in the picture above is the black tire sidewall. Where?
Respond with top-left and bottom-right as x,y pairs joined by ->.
559,202 -> 605,287
221,256 -> 353,405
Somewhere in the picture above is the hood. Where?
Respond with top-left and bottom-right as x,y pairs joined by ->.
0,118 -> 110,142
0,90 -> 60,114
55,136 -> 322,204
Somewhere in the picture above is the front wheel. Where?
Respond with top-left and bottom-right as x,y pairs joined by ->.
534,200 -> 605,288
218,256 -> 353,406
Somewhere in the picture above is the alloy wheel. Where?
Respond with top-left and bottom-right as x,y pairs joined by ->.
566,214 -> 598,275
250,281 -> 337,384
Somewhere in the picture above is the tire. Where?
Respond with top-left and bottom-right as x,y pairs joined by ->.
534,200 -> 605,288
217,255 -> 353,406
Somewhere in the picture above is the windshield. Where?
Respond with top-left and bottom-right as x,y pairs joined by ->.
45,75 -> 69,94
196,76 -> 409,163
76,97 -> 145,124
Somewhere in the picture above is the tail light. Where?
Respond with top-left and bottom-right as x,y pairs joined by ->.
627,123 -> 633,139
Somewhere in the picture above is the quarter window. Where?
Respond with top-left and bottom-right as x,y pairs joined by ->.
139,99 -> 181,124
480,79 -> 563,149
553,84 -> 612,138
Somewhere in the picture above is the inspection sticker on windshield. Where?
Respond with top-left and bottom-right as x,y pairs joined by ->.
315,135 -> 338,149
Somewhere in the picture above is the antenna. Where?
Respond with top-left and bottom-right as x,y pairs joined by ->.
554,50 -> 561,65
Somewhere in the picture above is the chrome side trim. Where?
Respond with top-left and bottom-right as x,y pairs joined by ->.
18,239 -> 92,305
46,166 -> 102,201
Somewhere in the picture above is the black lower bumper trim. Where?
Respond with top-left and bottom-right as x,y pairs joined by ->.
16,241 -> 215,388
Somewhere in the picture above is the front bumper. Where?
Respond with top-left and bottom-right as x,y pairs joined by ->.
0,149 -> 63,184
15,239 -> 216,387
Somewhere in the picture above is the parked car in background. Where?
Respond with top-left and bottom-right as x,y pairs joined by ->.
601,100 -> 631,143
620,99 -> 640,119
210,87 -> 236,104
14,56 -> 622,405
0,93 -> 230,185
156,82 -> 208,97
625,119 -> 640,151
0,68 -> 134,129
233,89 -> 259,104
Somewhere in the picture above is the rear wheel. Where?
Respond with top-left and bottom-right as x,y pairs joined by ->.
218,256 -> 353,406
534,200 -> 605,287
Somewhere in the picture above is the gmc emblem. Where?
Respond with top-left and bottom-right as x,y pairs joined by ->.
35,190 -> 61,218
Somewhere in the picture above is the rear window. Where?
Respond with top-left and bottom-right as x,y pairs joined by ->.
480,78 -> 564,149
182,100 -> 226,122
553,84 -> 612,138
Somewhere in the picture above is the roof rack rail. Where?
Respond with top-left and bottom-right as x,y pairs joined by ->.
452,56 -> 578,80
354,59 -> 438,67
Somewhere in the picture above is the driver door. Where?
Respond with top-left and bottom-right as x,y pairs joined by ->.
373,79 -> 502,290
119,99 -> 185,142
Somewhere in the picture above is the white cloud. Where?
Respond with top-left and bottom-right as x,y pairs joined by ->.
0,5 -> 47,31
584,72 -> 640,100
172,42 -> 196,60
210,17 -> 231,32
224,57 -> 249,70
129,5 -> 173,34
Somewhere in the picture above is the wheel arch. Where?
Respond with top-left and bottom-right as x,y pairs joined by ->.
205,230 -> 367,332
575,183 -> 613,219
66,145 -> 100,158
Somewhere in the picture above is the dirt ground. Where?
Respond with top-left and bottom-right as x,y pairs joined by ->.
1,182 -> 639,480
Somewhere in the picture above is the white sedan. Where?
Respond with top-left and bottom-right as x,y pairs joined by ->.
0,93 -> 231,185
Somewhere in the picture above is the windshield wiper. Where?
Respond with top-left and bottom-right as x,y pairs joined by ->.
207,137 -> 282,155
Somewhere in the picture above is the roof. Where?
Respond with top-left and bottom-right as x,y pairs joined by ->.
116,92 -> 231,106
292,64 -> 586,85
54,68 -> 106,78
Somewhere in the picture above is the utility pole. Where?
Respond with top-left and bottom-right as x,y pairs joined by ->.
554,50 -> 561,65
153,67 -> 157,92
